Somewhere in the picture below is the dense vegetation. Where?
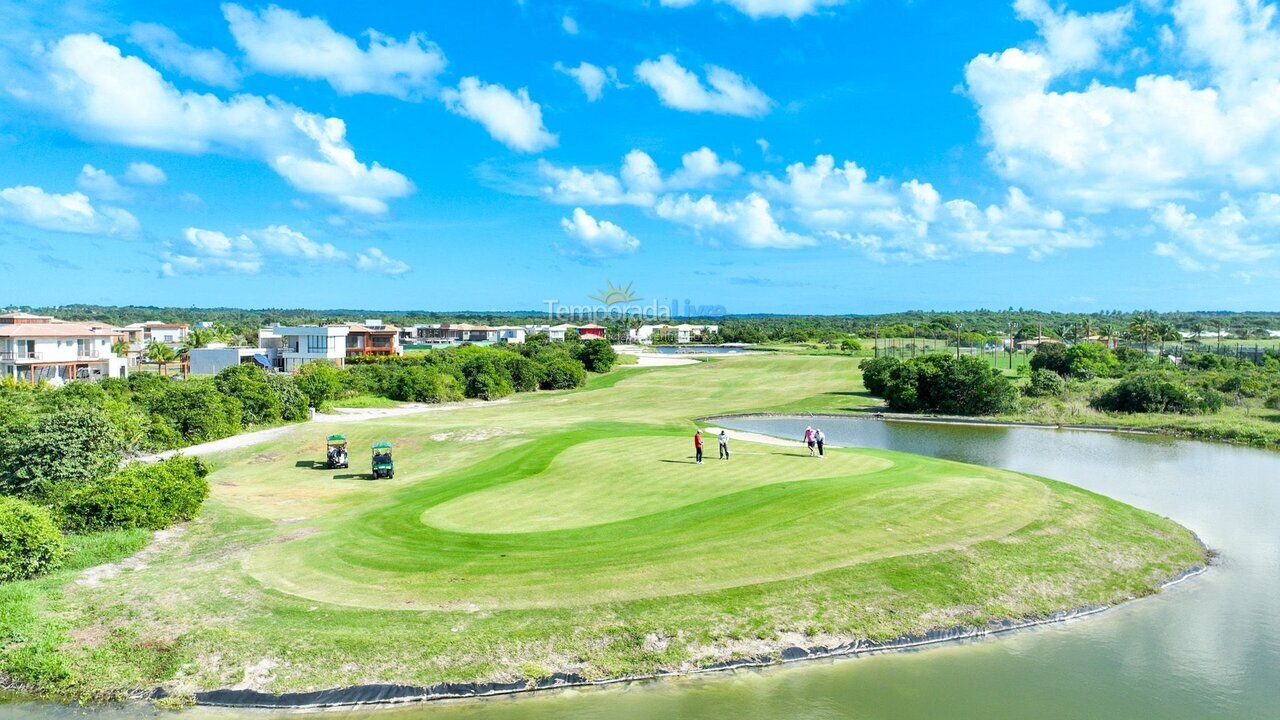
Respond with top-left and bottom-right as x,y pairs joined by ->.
860,355 -> 1018,415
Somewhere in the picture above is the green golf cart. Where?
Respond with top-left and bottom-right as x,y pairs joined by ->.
372,441 -> 394,479
326,435 -> 348,469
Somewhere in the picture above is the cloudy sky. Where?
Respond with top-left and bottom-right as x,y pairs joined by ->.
0,0 -> 1277,313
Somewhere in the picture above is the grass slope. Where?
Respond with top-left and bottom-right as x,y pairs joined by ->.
0,354 -> 1206,700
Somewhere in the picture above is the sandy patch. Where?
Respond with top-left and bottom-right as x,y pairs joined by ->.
76,527 -> 185,588
632,354 -> 701,367
430,428 -> 520,442
700,426 -> 835,449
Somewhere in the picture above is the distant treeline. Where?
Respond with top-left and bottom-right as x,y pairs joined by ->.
10,304 -> 1280,344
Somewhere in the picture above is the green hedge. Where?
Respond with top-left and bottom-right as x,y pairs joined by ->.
58,456 -> 210,533
0,496 -> 66,582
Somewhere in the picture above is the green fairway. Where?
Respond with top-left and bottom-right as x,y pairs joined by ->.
3,353 -> 1207,699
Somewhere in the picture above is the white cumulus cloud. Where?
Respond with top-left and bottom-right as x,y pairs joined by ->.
441,77 -> 558,152
656,192 -> 813,248
538,146 -> 742,205
124,161 -> 167,186
554,61 -> 616,101
966,0 -> 1280,210
0,184 -> 139,236
659,0 -> 846,20
128,22 -> 242,88
560,207 -> 640,255
356,247 -> 411,275
1153,193 -> 1280,271
29,33 -> 412,214
222,3 -> 446,99
635,54 -> 773,117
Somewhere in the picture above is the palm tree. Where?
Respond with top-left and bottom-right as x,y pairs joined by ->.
1211,319 -> 1225,352
1127,315 -> 1155,352
1075,318 -> 1097,342
111,338 -> 131,359
181,327 -> 215,355
1188,320 -> 1205,344
1153,320 -> 1178,358
145,341 -> 179,377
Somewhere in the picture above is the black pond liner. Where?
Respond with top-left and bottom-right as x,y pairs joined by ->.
174,564 -> 1208,710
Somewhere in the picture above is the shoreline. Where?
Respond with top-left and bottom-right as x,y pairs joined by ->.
698,410 -> 1167,436
163,564 -> 1209,710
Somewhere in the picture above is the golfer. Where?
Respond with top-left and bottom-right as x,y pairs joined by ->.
718,430 -> 730,460
694,430 -> 704,464
803,426 -> 816,456
815,428 -> 826,457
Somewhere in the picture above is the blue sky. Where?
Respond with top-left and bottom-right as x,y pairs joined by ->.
0,0 -> 1277,314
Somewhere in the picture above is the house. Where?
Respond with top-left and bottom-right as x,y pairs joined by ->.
0,312 -> 129,382
630,324 -> 720,344
415,323 -> 498,344
548,324 -> 576,342
1015,336 -> 1061,351
342,319 -> 403,357
259,325 -> 349,371
122,321 -> 188,345
187,346 -> 274,376
495,326 -> 527,344
577,324 -> 608,341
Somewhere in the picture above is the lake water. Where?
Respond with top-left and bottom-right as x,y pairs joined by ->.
4,417 -> 1278,719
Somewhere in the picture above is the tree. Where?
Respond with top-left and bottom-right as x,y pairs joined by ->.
539,356 -> 586,390
140,378 -> 243,446
145,341 -> 179,376
1127,315 -> 1155,352
111,338 -> 131,359
1029,343 -> 1070,375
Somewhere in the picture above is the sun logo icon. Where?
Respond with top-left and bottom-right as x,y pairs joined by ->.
590,280 -> 641,305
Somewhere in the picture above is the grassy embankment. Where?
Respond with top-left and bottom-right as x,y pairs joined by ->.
0,354 -> 1205,701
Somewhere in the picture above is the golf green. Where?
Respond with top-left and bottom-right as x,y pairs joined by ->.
12,354 -> 1208,697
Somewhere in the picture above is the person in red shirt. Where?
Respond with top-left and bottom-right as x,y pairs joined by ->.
694,430 -> 704,464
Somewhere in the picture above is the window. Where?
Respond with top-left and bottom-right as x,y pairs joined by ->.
306,335 -> 332,353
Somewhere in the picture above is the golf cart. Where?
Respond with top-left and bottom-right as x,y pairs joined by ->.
326,435 -> 348,469
372,441 -> 394,479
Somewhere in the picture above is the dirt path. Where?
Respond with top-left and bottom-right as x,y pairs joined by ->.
133,399 -> 508,462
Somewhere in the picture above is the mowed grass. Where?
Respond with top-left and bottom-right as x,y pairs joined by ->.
1,353 -> 1208,698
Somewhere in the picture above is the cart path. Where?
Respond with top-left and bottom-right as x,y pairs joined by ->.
132,399 -> 509,463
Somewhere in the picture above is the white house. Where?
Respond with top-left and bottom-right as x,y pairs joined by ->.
495,326 -> 527,344
0,312 -> 129,382
630,324 -> 719,344
259,325 -> 349,371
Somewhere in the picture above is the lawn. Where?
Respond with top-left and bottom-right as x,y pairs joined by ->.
1,353 -> 1207,700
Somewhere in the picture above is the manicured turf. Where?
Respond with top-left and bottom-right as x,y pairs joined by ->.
1,354 -> 1208,699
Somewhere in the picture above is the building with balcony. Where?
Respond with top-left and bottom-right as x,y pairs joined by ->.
343,320 -> 403,357
259,325 -> 349,371
0,312 -> 129,382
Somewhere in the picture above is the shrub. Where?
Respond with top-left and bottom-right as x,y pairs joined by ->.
58,456 -> 210,533
1266,392 -> 1280,410
503,353 -> 545,393
140,379 -> 242,446
572,339 -> 617,373
387,366 -> 459,403
295,361 -> 347,408
266,373 -> 309,421
1025,368 -> 1067,398
840,339 -> 862,353
215,364 -> 282,425
539,356 -> 586,390
1094,372 -> 1222,415
0,405 -> 124,500
462,356 -> 515,400
1065,342 -> 1119,379
859,356 -> 902,396
1029,343 -> 1069,375
881,354 -> 1019,416
0,496 -> 66,582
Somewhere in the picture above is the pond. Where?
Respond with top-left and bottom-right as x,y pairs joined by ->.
4,417 -> 1276,719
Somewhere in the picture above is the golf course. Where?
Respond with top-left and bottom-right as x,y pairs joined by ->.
6,353 -> 1207,702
